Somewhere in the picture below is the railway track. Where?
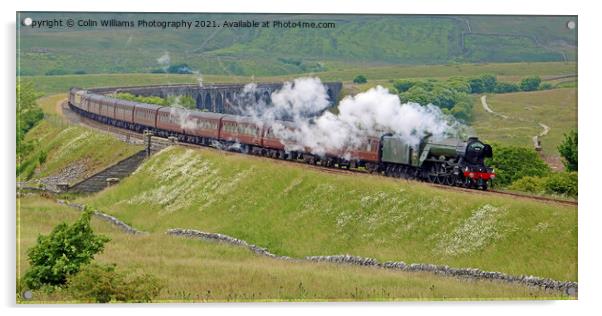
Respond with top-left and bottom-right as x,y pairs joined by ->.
61,101 -> 577,207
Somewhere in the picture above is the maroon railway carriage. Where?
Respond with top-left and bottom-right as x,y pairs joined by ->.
184,111 -> 223,140
133,103 -> 162,131
98,96 -> 116,121
219,115 -> 263,147
156,107 -> 186,136
262,121 -> 296,151
86,94 -> 103,117
114,99 -> 136,127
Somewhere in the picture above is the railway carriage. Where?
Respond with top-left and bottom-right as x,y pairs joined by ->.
86,94 -> 103,119
132,103 -> 162,132
183,112 -> 223,144
219,115 -> 263,150
114,99 -> 136,129
98,96 -> 116,123
156,107 -> 186,137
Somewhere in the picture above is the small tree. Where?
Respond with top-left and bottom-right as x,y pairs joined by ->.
353,75 -> 367,84
468,78 -> 484,94
486,144 -> 550,186
480,74 -> 497,93
23,209 -> 110,290
558,129 -> 578,171
519,76 -> 542,91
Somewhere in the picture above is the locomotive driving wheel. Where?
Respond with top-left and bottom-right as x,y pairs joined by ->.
427,165 -> 438,183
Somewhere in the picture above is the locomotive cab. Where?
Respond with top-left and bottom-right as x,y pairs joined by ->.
464,137 -> 492,165
462,137 -> 495,189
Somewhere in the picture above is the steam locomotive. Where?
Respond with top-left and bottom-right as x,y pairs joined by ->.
69,88 -> 495,190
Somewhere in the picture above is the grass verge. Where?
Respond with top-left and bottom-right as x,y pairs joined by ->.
17,195 -> 570,302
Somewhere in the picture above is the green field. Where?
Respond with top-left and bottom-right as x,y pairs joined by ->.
17,195 -> 569,302
472,88 -> 577,162
75,146 -> 577,282
22,61 -> 576,95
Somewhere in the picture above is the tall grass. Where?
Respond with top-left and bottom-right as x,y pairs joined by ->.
82,146 -> 577,281
17,196 -> 570,302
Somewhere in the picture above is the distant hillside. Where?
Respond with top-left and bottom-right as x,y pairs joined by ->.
17,13 -> 577,76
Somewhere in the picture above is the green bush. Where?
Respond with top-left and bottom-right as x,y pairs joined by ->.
509,172 -> 577,197
68,263 -> 164,303
23,209 -> 110,289
115,93 -> 168,106
353,75 -> 367,84
393,79 -> 415,92
539,82 -> 554,90
166,95 -> 196,109
446,77 -> 471,94
468,77 -> 484,94
480,74 -> 497,93
17,82 -> 44,166
38,150 -> 48,165
543,172 -> 578,197
486,144 -> 550,186
558,129 -> 578,172
519,76 -> 542,91
494,82 -> 520,93
508,176 -> 545,194
396,78 -> 475,122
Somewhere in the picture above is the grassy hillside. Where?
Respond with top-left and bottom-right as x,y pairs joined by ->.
472,88 -> 577,159
18,13 -> 576,76
17,196 -> 569,302
80,146 -> 577,281
22,62 -> 576,95
17,95 -> 142,183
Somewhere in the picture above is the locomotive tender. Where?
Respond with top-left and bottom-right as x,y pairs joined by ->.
69,87 -> 495,189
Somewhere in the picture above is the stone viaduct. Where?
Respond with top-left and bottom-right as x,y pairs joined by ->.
89,82 -> 342,115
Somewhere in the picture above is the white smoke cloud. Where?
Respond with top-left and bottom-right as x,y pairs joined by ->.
157,52 -> 170,72
241,77 -> 466,157
193,70 -> 203,87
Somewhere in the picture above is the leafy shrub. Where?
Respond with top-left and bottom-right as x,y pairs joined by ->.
166,95 -> 196,109
396,78 -> 475,122
393,79 -> 415,92
486,143 -> 550,186
73,70 -> 87,75
353,75 -> 367,84
17,82 -> 44,164
23,209 -> 110,289
479,74 -> 497,93
543,172 -> 578,197
38,150 -> 47,164
519,76 -> 542,91
558,129 -> 578,171
468,78 -> 484,94
494,82 -> 520,93
68,263 -> 164,303
509,172 -> 577,197
539,82 -> 553,90
508,176 -> 545,194
115,93 -> 168,106
446,77 -> 471,94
